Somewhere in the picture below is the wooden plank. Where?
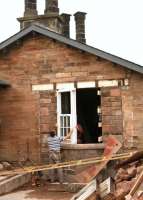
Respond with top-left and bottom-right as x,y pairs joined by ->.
125,169 -> 143,200
0,153 -> 131,177
75,136 -> 122,183
99,177 -> 115,198
70,179 -> 97,200
115,151 -> 143,169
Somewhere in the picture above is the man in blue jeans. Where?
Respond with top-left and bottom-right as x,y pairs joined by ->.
47,129 -> 73,183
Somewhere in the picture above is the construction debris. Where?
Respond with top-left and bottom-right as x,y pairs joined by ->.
0,164 -> 4,171
99,177 -> 115,199
71,179 -> 97,200
75,136 -> 122,183
0,137 -> 142,200
114,152 -> 143,200
125,169 -> 143,200
115,151 -> 143,169
0,153 -> 132,177
2,162 -> 12,170
0,162 -> 12,171
71,150 -> 143,200
0,173 -> 31,196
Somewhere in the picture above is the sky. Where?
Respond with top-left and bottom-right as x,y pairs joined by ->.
0,0 -> 143,65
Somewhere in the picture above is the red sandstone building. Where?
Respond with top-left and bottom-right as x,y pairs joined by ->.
0,0 -> 142,163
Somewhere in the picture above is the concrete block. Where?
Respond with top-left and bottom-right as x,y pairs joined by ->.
0,173 -> 31,195
98,80 -> 118,87
77,81 -> 96,89
56,83 -> 74,90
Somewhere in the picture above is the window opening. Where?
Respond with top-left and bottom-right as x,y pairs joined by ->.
76,88 -> 102,144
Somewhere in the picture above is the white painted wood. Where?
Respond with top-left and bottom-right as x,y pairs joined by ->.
97,107 -> 101,114
124,79 -> 129,86
57,91 -> 71,138
97,90 -> 101,95
98,80 -> 118,87
77,81 -> 96,89
57,91 -> 61,138
56,83 -> 74,90
56,89 -> 77,144
99,177 -> 114,198
137,191 -> 143,198
32,84 -> 54,91
71,179 -> 97,200
125,194 -> 132,200
70,89 -> 77,144
98,122 -> 102,127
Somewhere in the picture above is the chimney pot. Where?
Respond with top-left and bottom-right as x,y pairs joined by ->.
45,0 -> 59,14
74,11 -> 87,43
61,13 -> 71,38
24,0 -> 37,17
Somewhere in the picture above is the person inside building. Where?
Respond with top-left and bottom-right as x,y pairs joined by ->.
76,123 -> 85,144
76,109 -> 89,143
47,128 -> 74,183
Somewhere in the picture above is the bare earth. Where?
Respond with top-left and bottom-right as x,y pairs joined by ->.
0,187 -> 73,200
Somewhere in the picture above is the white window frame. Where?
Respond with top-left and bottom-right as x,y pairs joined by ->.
57,88 -> 77,144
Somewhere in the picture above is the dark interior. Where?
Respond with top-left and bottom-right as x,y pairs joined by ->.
76,88 -> 101,143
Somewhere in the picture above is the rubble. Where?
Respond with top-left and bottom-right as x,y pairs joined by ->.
99,151 -> 143,200
115,151 -> 143,169
71,150 -> 143,200
99,177 -> 115,199
0,162 -> 12,171
0,150 -> 142,200
2,162 -> 12,170
0,164 -> 4,171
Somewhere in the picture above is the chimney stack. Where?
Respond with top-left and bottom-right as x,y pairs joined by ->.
24,0 -> 37,17
74,12 -> 87,43
45,0 -> 59,14
61,14 -> 71,38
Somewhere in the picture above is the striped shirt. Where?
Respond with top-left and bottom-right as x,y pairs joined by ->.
47,136 -> 62,152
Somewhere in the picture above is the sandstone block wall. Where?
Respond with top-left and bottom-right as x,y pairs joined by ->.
0,34 -> 142,161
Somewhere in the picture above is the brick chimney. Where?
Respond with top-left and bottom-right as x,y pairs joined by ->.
24,0 -> 38,17
45,0 -> 59,14
74,12 -> 87,44
61,13 -> 71,38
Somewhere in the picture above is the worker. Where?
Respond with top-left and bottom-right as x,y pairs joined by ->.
47,128 -> 73,183
76,123 -> 85,144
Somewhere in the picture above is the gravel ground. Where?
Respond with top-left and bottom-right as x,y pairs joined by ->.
0,187 -> 73,200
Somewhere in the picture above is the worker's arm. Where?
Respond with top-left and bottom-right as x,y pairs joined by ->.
63,128 -> 74,141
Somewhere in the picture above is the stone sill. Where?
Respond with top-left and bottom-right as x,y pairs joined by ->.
61,143 -> 104,150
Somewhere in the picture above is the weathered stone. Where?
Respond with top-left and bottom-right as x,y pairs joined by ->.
115,180 -> 135,198
61,13 -> 71,38
2,162 -> 12,170
0,32 -> 142,163
74,12 -> 87,43
0,164 -> 4,171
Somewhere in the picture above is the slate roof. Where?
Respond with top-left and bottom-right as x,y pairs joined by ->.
0,24 -> 143,74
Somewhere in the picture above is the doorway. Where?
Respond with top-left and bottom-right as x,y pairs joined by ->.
76,88 -> 101,143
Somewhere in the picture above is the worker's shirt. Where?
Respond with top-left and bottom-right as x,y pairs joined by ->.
47,136 -> 62,152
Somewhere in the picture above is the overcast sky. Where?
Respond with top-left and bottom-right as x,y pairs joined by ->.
0,0 -> 143,65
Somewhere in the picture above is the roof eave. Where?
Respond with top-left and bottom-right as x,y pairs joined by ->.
0,24 -> 143,74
